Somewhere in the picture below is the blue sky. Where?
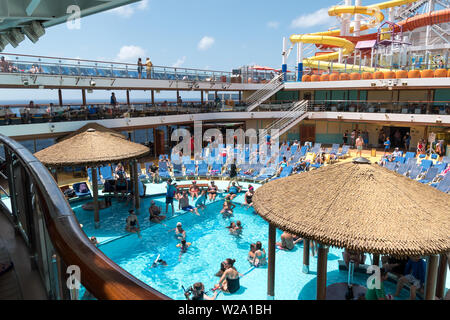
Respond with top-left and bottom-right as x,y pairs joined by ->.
0,0 -> 385,102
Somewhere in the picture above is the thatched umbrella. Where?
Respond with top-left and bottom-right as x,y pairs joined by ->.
253,160 -> 450,300
35,128 -> 150,228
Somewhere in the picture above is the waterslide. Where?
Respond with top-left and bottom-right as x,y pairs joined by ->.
289,0 -> 422,72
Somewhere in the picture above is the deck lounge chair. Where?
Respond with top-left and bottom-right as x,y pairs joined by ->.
385,162 -> 397,171
184,163 -> 196,178
208,163 -> 223,178
418,167 -> 439,184
197,162 -> 209,178
253,167 -> 277,183
271,166 -> 293,181
396,163 -> 409,175
337,145 -> 350,158
432,174 -> 450,193
73,182 -> 91,197
172,163 -> 183,179
408,165 -> 422,180
420,159 -> 433,172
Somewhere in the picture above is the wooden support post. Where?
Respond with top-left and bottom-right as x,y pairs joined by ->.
58,89 -> 63,106
201,90 -> 204,105
435,254 -> 448,299
317,244 -> 329,300
126,90 -> 130,106
303,239 -> 310,273
373,254 -> 380,267
239,91 -> 242,102
267,223 -> 276,298
425,255 -> 439,300
151,90 -> 155,106
134,160 -> 140,210
81,89 -> 86,106
92,166 -> 100,229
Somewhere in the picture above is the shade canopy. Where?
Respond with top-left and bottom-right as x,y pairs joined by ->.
253,161 -> 450,257
34,128 -> 149,167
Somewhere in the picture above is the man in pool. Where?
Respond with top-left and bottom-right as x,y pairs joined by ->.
125,210 -> 141,238
179,191 -> 200,216
149,200 -> 166,223
189,181 -> 200,199
226,182 -> 242,201
165,179 -> 177,216
207,181 -> 218,201
172,222 -> 186,241
177,239 -> 192,261
276,231 -> 302,251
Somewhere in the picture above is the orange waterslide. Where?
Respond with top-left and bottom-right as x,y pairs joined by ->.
326,9 -> 450,46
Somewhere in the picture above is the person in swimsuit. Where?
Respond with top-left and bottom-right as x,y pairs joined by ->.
207,181 -> 218,201
177,239 -> 192,260
189,181 -> 200,199
179,191 -> 200,216
125,210 -> 141,238
226,182 -> 241,201
184,282 -> 218,300
248,244 -> 257,264
277,156 -> 289,175
115,173 -> 128,201
114,163 -> 127,179
226,222 -> 241,236
173,222 -> 186,240
216,259 -> 242,294
221,198 -> 235,217
252,241 -> 267,267
276,231 -> 302,251
165,179 -> 176,216
90,236 -> 98,246
195,189 -> 207,210
243,186 -> 254,208
149,200 -> 166,223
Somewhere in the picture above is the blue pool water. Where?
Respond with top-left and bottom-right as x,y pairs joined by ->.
73,188 -> 418,300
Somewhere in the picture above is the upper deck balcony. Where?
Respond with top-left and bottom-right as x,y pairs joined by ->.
0,53 -> 273,91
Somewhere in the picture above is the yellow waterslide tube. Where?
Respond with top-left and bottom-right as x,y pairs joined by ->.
290,0 -> 418,72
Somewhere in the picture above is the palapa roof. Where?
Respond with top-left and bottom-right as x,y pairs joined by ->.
57,123 -> 125,142
34,128 -> 149,167
253,161 -> 450,257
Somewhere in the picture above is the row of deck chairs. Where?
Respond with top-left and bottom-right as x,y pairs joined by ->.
148,143 -> 351,184
383,154 -> 449,193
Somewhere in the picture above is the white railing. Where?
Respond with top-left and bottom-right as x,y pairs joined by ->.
395,0 -> 428,19
246,74 -> 284,111
259,100 -> 309,143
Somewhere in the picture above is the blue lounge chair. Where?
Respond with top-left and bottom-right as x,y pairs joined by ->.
209,163 -> 223,178
408,165 -> 422,180
73,182 -> 91,197
396,163 -> 409,175
434,163 -> 448,174
404,152 -> 415,160
158,162 -> 171,180
418,167 -> 439,184
432,174 -> 450,193
385,162 -> 397,171
100,165 -> 113,180
173,163 -> 183,179
87,167 -> 101,184
420,159 -> 433,172
271,166 -> 293,181
184,163 -> 196,178
442,156 -> 450,164
337,145 -> 350,158
195,164 -> 207,178
254,167 -> 277,183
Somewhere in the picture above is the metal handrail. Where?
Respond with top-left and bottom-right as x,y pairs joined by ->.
0,134 -> 170,300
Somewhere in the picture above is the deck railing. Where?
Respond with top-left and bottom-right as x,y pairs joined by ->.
0,134 -> 170,300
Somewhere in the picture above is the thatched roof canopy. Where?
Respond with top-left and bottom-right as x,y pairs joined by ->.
34,128 -> 149,167
253,161 -> 450,257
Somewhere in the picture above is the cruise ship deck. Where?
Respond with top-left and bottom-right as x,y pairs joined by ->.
0,0 -> 449,305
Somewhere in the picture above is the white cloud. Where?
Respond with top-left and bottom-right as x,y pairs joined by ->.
198,36 -> 215,51
111,0 -> 149,18
116,45 -> 146,62
290,8 -> 335,29
172,56 -> 186,68
267,21 -> 279,29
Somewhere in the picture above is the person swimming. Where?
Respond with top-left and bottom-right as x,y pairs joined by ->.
173,222 -> 186,240
220,198 -> 235,217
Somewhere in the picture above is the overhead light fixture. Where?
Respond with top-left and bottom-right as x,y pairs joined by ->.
371,82 -> 376,87
402,81 -> 408,86
4,28 -> 25,48
23,21 -> 45,43
90,79 -> 96,86
22,78 -> 29,86
436,117 -> 442,124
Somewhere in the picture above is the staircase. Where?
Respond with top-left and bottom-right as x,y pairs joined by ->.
395,0 -> 428,20
246,74 -> 285,112
259,100 -> 310,144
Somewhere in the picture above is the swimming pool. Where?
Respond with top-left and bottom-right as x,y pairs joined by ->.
73,182 -> 426,300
